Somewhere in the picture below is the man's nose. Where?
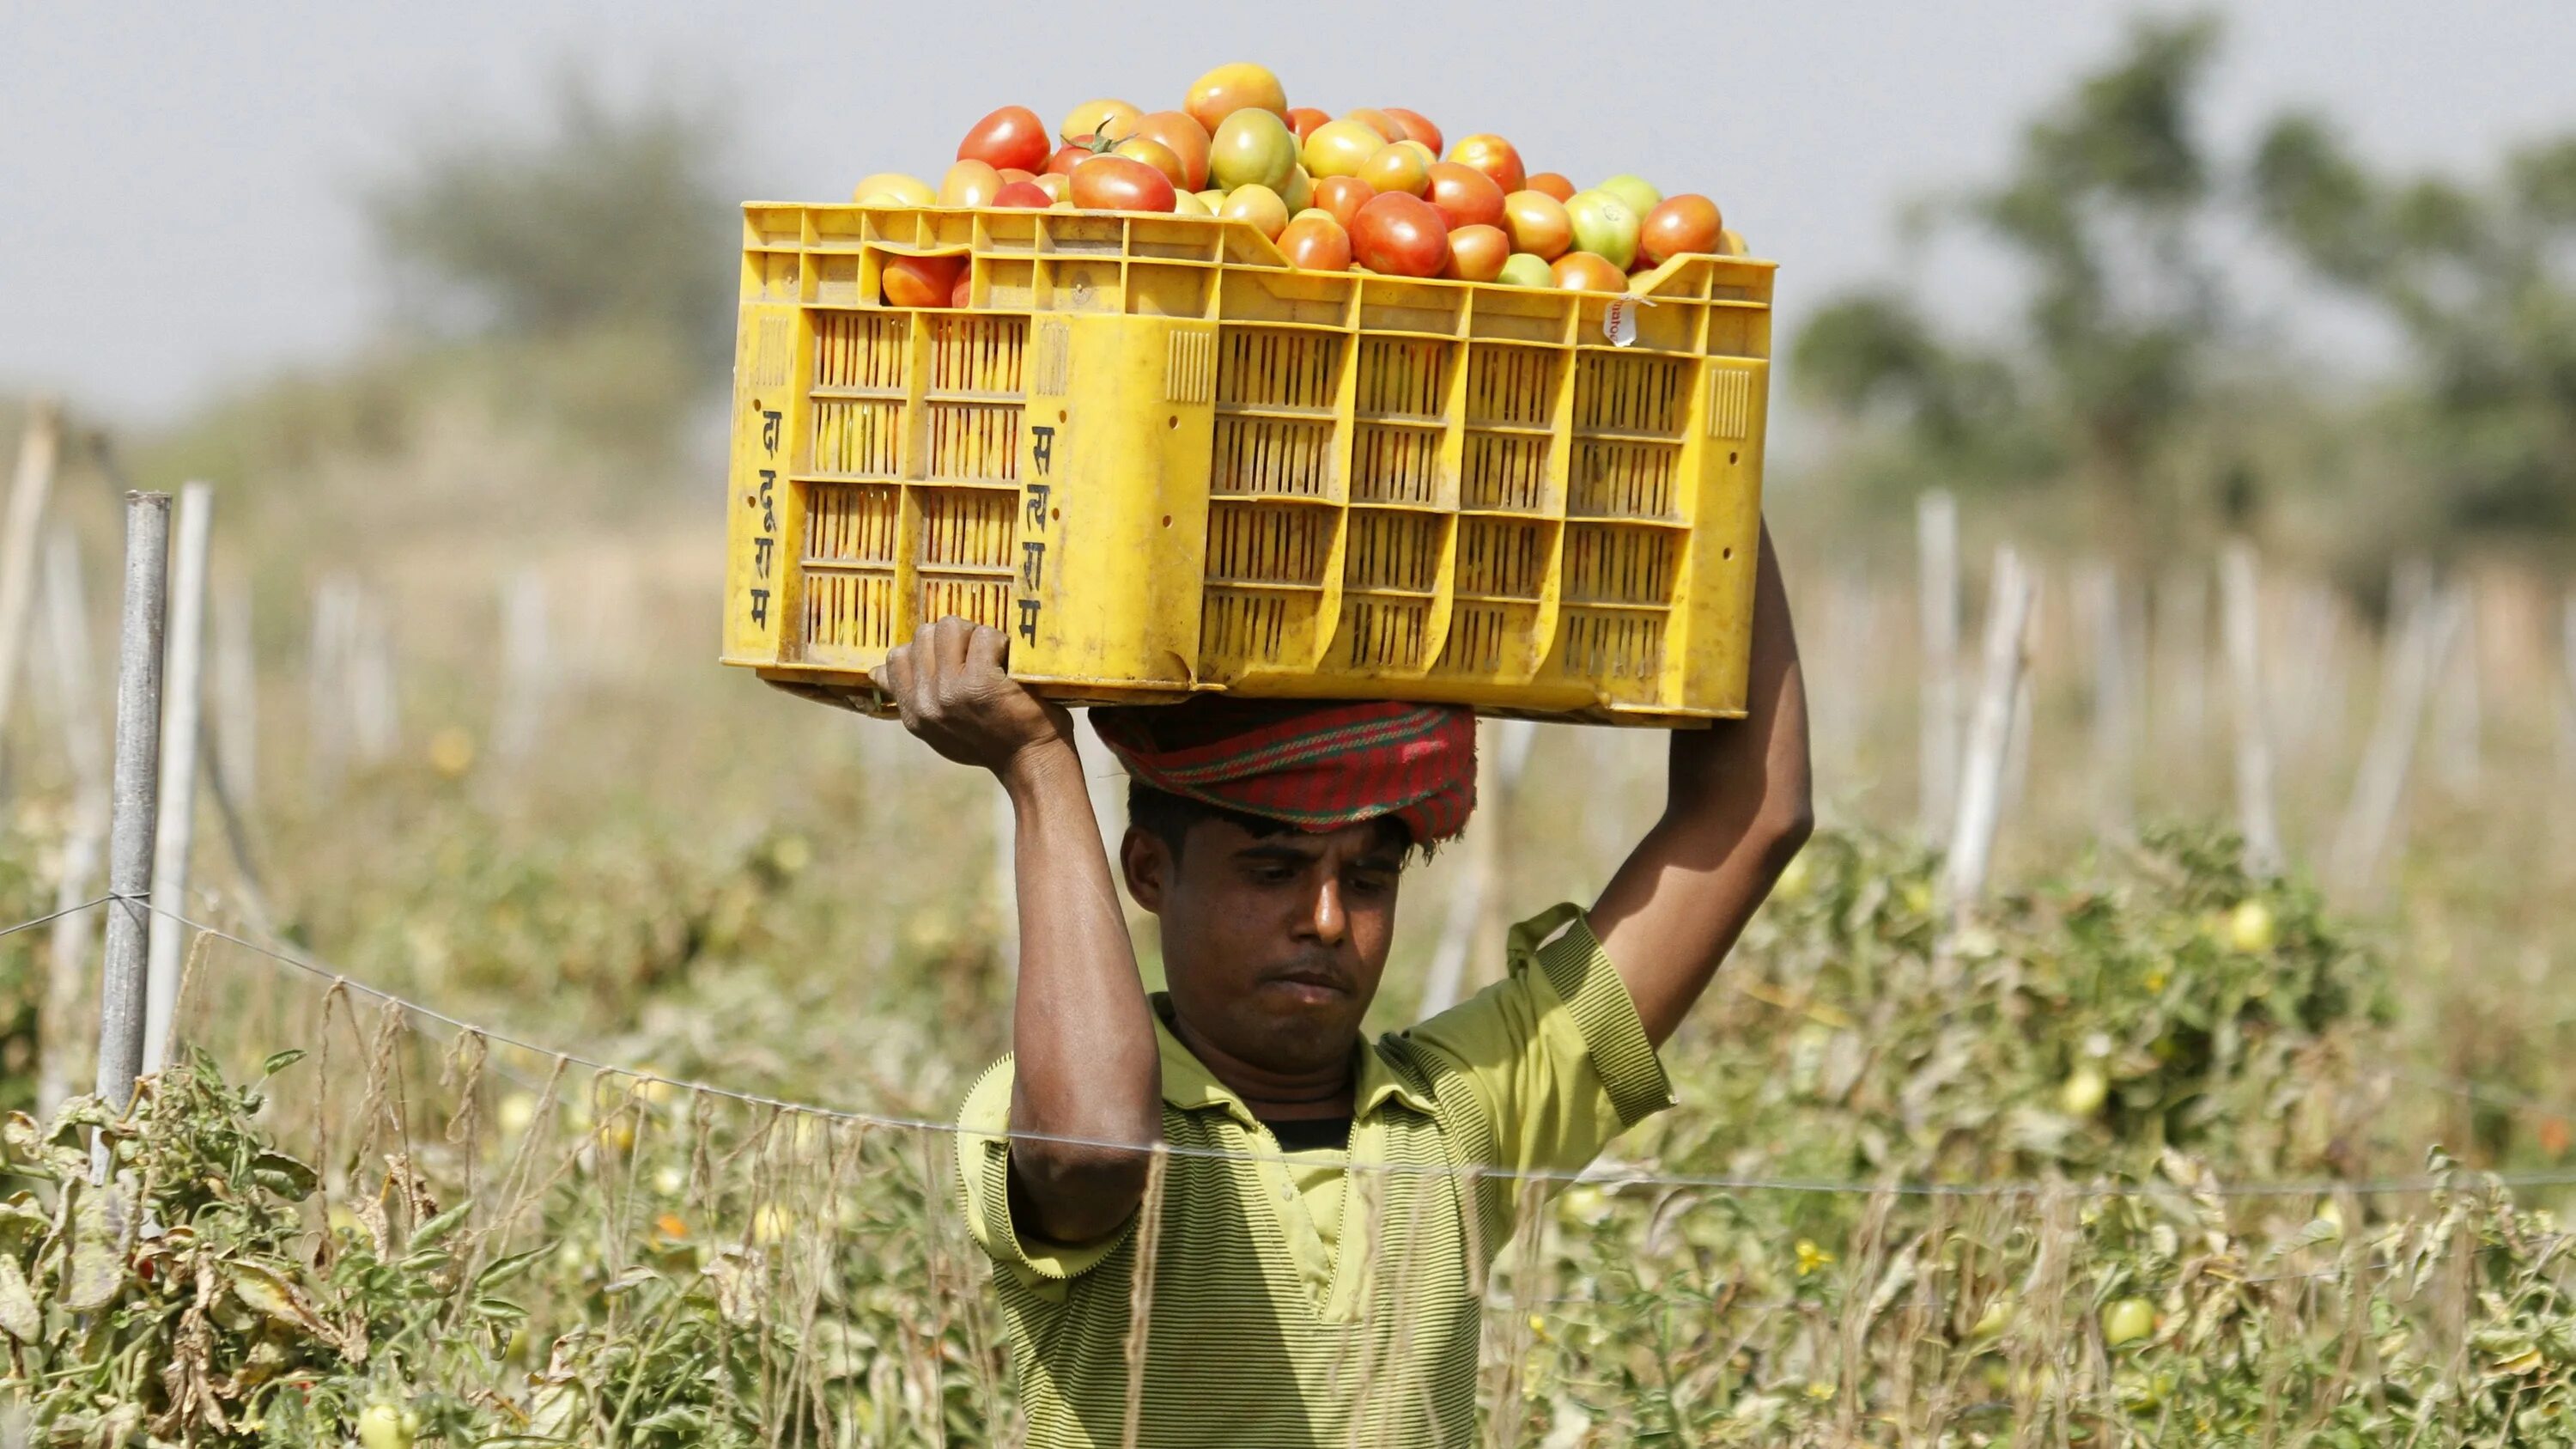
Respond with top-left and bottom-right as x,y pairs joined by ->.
1308,879 -> 1349,946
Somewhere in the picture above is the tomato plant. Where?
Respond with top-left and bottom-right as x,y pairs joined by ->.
1350,192 -> 1449,277
956,106 -> 1050,174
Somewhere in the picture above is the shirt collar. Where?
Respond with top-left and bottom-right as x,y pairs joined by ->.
1149,993 -> 1435,1126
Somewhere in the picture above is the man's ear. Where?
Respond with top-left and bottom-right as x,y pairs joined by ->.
1121,825 -> 1172,913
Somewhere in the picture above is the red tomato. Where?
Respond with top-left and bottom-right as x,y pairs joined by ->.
1349,192 -> 1449,277
1185,64 -> 1289,136
1425,161 -> 1506,230
1342,107 -> 1402,143
951,271 -> 974,307
1447,135 -> 1528,195
1129,110 -> 1212,192
1382,107 -> 1443,155
1501,190 -> 1573,259
992,180 -> 1052,208
1113,137 -> 1189,188
1033,174 -> 1071,204
1550,252 -> 1627,292
957,106 -> 1051,174
1638,194 -> 1725,264
1526,171 -> 1577,202
1442,223 -> 1509,282
997,167 -> 1036,185
884,253 -> 965,307
1279,215 -> 1352,271
1285,107 -> 1331,143
1314,174 -> 1375,228
1071,155 -> 1176,212
1045,139 -> 1103,177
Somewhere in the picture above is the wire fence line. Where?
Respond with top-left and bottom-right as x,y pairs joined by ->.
14,892 -> 2569,1202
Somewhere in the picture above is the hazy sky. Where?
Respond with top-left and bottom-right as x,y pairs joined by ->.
4,2 -> 2570,426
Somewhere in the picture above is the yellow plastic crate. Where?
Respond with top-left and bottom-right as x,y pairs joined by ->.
721,203 -> 1773,724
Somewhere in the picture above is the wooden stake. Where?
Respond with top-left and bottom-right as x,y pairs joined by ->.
1917,492 -> 1961,839
2330,570 -> 2461,898
34,530 -> 104,1117
143,484 -> 212,1071
2430,581 -> 2482,796
0,399 -> 63,756
2220,539 -> 2282,874
1941,547 -> 2035,928
95,493 -> 169,1117
1419,718 -> 1535,1019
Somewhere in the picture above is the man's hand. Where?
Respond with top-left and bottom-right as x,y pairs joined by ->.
873,616 -> 1076,783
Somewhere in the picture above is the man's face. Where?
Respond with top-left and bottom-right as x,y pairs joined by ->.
1121,817 -> 1405,1076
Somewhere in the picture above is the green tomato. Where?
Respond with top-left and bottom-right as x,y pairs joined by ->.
1564,191 -> 1641,270
2101,1297 -> 2156,1348
357,1403 -> 415,1449
1595,174 -> 1662,216
1210,109 -> 1298,192
2227,899 -> 2276,954
2059,1064 -> 2109,1118
1496,253 -> 1555,288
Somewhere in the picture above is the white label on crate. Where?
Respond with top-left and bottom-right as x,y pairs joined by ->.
1602,294 -> 1656,347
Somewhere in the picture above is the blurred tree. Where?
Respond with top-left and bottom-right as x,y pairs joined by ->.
366,77 -> 735,374
2252,119 -> 2576,539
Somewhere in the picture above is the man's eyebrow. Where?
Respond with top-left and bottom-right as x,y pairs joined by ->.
1237,840 -> 1324,864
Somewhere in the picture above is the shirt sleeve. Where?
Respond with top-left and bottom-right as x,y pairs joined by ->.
1395,903 -> 1675,1179
955,1056 -> 1131,1283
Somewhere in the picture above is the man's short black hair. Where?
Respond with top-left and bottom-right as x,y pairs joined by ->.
1126,782 -> 1415,861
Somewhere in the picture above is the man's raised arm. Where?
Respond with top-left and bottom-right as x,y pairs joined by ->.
1587,521 -> 1814,1047
877,617 -> 1161,1244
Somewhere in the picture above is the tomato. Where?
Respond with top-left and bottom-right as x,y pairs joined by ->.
1720,227 -> 1748,257
1496,253 -> 1555,288
882,253 -> 964,307
852,173 -> 934,205
1071,155 -> 1176,212
1596,174 -> 1662,216
1219,184 -> 1290,240
1549,252 -> 1627,292
357,1403 -> 414,1449
1113,137 -> 1189,189
1129,111 -> 1212,192
1279,214 -> 1352,271
1359,143 -> 1430,198
1314,175 -> 1374,227
1349,192 -> 1449,277
1425,161 -> 1506,230
1060,99 -> 1142,143
1526,171 -> 1576,202
1210,108 -> 1299,191
1444,135 -> 1526,196
1171,190 -> 1214,217
992,180 -> 1051,209
950,270 -> 974,307
1194,188 -> 1227,212
2059,1065 -> 2109,1117
1342,107 -> 1402,143
1564,190 -> 1642,270
997,167 -> 1036,185
1285,107 -> 1331,142
2102,1299 -> 2156,1348
957,106 -> 1051,174
2228,900 -> 2276,953
1045,139 -> 1106,177
1442,223 -> 1510,282
1638,194 -> 1723,265
1381,107 -> 1443,155
1281,167 -> 1314,213
1185,64 -> 1288,136
939,161 -> 1005,208
1034,174 -> 1072,204
1501,191 -> 1572,259
1303,119 -> 1385,180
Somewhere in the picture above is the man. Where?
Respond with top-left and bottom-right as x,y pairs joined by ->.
874,527 -> 1808,1447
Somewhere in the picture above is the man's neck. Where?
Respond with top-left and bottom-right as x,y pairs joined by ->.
1162,1002 -> 1357,1121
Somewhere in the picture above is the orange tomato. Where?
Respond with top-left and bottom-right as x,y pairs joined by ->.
1128,111 -> 1212,192
1382,107 -> 1443,155
1550,252 -> 1627,292
1314,175 -> 1375,228
1360,143 -> 1431,198
1112,136 -> 1189,189
956,106 -> 1052,174
883,253 -> 965,307
1218,183 -> 1291,240
939,160 -> 1005,208
1639,194 -> 1724,264
1185,64 -> 1288,136
1285,107 -> 1331,143
1279,214 -> 1352,271
1442,223 -> 1510,282
1342,107 -> 1402,143
1527,171 -> 1577,202
1070,155 -> 1176,212
1060,99 -> 1142,143
997,167 -> 1037,185
992,180 -> 1051,208
1425,161 -> 1506,230
1032,174 -> 1072,204
951,270 -> 973,307
1447,135 -> 1528,195
1501,190 -> 1573,259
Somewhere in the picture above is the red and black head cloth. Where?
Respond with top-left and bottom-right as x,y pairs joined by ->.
1090,697 -> 1478,847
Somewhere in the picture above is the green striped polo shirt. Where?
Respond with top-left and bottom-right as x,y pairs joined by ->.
957,904 -> 1674,1448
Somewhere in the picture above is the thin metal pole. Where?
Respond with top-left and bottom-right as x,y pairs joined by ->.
1941,546 -> 2036,928
0,399 -> 63,749
143,482 -> 211,1071
95,492 -> 169,1115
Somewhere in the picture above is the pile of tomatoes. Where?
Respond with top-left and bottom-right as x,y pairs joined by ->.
856,62 -> 1742,306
